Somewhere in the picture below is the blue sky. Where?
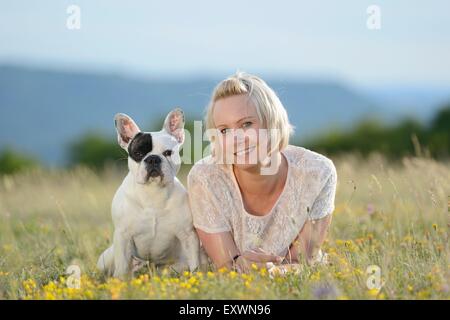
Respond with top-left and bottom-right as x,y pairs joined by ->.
1,0 -> 450,87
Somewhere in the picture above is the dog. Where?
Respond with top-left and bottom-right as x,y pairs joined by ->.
97,108 -> 206,278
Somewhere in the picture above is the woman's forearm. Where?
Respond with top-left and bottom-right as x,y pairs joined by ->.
286,215 -> 332,264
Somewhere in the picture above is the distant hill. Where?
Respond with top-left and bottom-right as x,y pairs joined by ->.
363,85 -> 450,123
1,64 -> 441,166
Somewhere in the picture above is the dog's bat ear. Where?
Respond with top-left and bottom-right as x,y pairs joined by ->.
162,107 -> 185,144
114,113 -> 141,150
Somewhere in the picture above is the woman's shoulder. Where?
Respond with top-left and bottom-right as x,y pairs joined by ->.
284,144 -> 336,178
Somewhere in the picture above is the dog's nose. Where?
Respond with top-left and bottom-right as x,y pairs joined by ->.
144,155 -> 162,167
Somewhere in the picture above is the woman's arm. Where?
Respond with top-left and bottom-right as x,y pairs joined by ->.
284,214 -> 332,265
196,229 -> 284,272
195,229 -> 239,269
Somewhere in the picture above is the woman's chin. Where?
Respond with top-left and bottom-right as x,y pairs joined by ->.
233,159 -> 260,171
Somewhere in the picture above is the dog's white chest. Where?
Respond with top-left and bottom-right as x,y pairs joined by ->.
134,208 -> 157,239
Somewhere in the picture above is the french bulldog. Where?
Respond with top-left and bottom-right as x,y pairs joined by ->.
97,108 -> 206,278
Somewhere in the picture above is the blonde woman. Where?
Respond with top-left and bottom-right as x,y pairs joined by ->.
187,72 -> 337,273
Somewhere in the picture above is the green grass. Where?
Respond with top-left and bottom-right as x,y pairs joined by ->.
0,153 -> 448,299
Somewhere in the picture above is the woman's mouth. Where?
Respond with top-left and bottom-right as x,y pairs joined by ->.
234,145 -> 256,156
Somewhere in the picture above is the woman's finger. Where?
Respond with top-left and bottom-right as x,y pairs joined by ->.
242,250 -> 283,263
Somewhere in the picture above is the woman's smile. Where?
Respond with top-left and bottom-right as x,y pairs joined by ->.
234,145 -> 257,157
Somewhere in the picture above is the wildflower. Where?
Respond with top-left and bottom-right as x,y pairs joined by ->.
367,288 -> 380,297
259,268 -> 268,277
310,271 -> 321,281
312,283 -> 338,300
23,279 -> 37,294
367,203 -> 375,216
44,292 -> 56,300
218,267 -> 227,274
188,276 -> 198,285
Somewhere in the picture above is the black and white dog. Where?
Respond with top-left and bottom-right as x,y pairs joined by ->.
97,108 -> 206,278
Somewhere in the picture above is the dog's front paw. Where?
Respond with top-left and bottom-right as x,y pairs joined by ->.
131,256 -> 148,274
168,262 -> 189,274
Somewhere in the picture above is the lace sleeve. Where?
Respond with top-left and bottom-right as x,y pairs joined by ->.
187,170 -> 231,233
308,161 -> 337,221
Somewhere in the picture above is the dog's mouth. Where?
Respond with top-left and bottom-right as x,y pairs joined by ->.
147,169 -> 162,178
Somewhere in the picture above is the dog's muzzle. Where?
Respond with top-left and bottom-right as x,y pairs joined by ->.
144,155 -> 163,178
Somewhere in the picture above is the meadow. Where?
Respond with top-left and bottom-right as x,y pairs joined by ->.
0,152 -> 448,299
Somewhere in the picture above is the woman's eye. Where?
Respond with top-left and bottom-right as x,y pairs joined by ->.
220,128 -> 229,135
163,150 -> 173,157
242,121 -> 252,128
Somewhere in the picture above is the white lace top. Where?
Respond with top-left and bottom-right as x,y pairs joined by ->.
187,145 -> 338,257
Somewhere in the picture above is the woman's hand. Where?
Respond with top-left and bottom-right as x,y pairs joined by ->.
265,263 -> 303,277
234,248 -> 284,273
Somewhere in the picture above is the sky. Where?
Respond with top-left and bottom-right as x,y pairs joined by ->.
1,0 -> 450,87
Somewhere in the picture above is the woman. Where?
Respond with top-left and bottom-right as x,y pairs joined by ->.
187,72 -> 337,273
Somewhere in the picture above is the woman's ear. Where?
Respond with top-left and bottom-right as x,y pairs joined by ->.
162,107 -> 185,144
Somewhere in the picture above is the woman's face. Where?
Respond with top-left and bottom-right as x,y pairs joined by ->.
213,94 -> 266,169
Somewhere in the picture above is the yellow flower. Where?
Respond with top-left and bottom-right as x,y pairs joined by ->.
170,277 -> 180,284
84,290 -> 94,299
181,282 -> 192,289
353,268 -> 364,276
23,279 -> 37,294
218,267 -> 228,274
310,271 -> 321,281
251,263 -> 258,271
229,271 -> 238,279
44,292 -> 56,300
417,290 -> 431,299
131,278 -> 143,286
188,276 -> 198,285
207,271 -> 215,278
368,288 -> 380,297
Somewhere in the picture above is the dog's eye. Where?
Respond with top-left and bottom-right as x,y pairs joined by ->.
163,150 -> 173,157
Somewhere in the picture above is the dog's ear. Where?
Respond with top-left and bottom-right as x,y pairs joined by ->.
162,107 -> 185,144
114,113 -> 141,150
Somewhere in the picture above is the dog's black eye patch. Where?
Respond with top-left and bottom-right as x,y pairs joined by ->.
128,132 -> 153,162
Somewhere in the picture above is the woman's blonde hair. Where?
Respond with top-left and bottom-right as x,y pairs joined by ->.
205,71 -> 294,160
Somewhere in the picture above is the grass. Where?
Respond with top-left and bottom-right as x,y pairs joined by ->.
0,152 -> 449,299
